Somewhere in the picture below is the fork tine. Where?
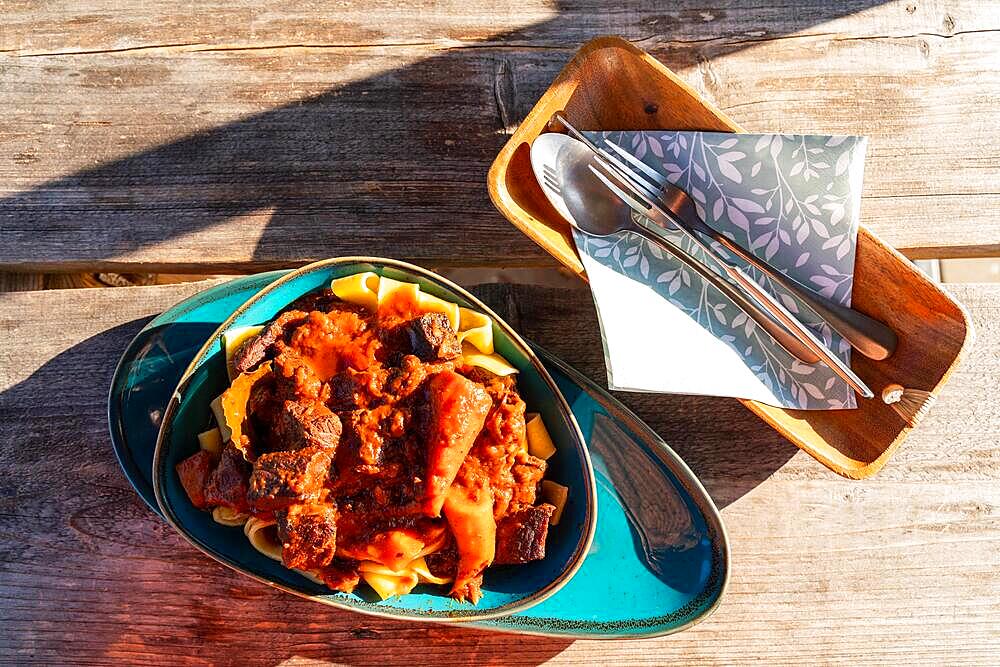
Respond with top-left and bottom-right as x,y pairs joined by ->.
587,163 -> 653,217
590,159 -> 659,208
593,152 -> 662,204
541,163 -> 560,186
604,139 -> 668,187
553,113 -> 665,198
592,158 -> 690,239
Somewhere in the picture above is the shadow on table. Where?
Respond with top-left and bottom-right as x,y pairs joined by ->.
0,0 -> 889,272
0,315 -> 790,665
635,393 -> 802,509
0,320 -> 574,665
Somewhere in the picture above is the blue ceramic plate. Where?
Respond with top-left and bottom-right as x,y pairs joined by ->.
111,266 -> 730,638
152,258 -> 598,623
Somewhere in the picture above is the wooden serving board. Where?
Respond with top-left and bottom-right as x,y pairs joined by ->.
488,36 -> 974,479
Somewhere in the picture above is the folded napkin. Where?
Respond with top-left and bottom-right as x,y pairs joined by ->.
575,131 -> 868,410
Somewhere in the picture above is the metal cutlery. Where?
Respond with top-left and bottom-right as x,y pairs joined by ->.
531,133 -> 820,364
555,114 -> 896,363
548,115 -> 873,398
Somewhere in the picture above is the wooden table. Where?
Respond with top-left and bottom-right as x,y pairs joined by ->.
1,2 -> 998,664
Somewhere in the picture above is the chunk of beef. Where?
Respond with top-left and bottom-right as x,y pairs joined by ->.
247,375 -> 281,418
328,368 -> 383,411
272,349 -> 327,402
319,558 -> 361,593
494,503 -> 556,565
425,544 -> 459,580
248,447 -> 331,512
232,310 -> 308,374
275,503 -> 338,570
203,445 -> 252,513
403,313 -> 461,362
341,403 -> 409,467
510,454 -> 547,508
175,450 -> 216,509
273,400 -> 342,452
285,289 -> 341,313
383,354 -> 445,403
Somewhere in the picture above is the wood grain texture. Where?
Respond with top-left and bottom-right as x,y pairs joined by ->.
0,272 -> 45,291
0,280 -> 997,665
1,1 -> 998,273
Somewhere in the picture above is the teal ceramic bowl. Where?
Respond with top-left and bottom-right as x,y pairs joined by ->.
115,269 -> 730,638
152,257 -> 598,623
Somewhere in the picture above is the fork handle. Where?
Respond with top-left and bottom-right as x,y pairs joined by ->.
630,226 -> 820,364
706,232 -> 897,361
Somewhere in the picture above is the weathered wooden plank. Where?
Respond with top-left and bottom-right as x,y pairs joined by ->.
1,2 -> 998,272
0,0 -> 989,54
0,280 -> 997,664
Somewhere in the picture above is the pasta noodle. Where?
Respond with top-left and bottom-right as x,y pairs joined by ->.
375,275 -> 420,309
212,506 -> 250,527
358,556 -> 451,600
329,271 -> 380,311
525,413 -> 556,460
361,567 -> 420,600
197,427 -> 223,457
243,517 -> 283,560
209,395 -> 233,444
408,556 -> 452,585
337,526 -> 447,571
457,307 -> 493,354
459,344 -> 519,377
540,480 -> 568,526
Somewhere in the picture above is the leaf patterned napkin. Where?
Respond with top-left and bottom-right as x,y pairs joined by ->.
575,131 -> 868,410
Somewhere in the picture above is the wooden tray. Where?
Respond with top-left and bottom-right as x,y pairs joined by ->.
487,36 -> 974,479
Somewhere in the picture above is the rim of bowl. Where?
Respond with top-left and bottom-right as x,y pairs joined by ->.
151,256 -> 598,623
